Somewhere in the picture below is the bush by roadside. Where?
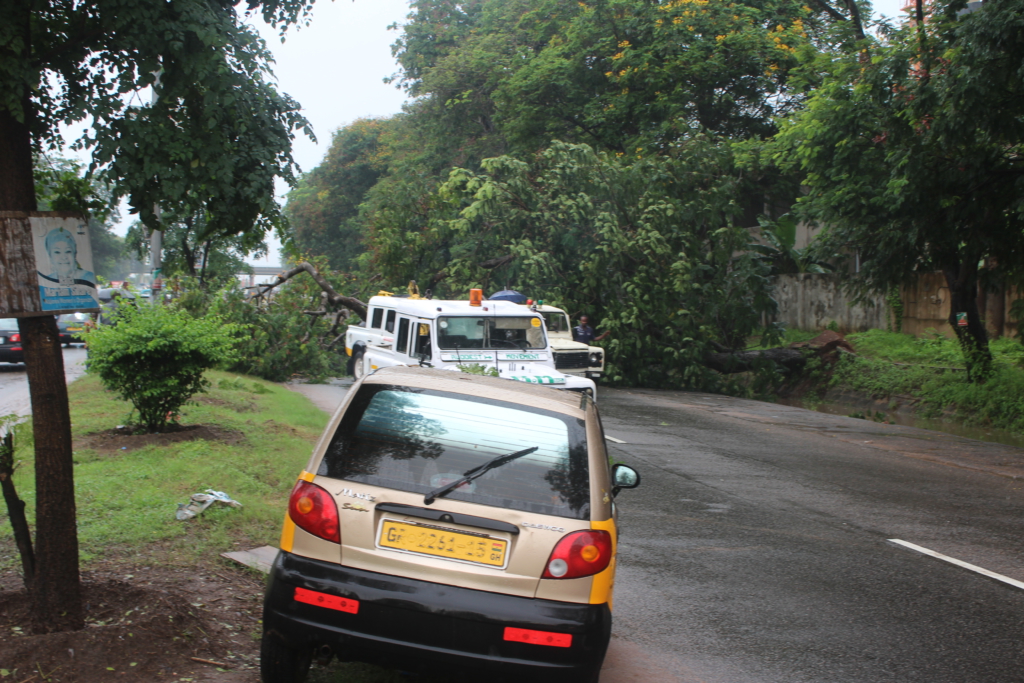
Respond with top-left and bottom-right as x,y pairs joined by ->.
84,300 -> 242,432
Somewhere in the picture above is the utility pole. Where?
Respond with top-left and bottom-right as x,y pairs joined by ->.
147,70 -> 163,298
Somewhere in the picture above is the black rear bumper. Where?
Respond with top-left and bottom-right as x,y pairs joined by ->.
262,551 -> 611,681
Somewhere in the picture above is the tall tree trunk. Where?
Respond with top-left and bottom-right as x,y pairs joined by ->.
1,0 -> 84,634
943,261 -> 992,382
18,315 -> 84,633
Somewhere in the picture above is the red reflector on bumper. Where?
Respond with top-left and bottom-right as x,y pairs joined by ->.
503,626 -> 572,648
294,587 -> 359,614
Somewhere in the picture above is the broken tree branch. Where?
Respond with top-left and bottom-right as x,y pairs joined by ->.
253,261 -> 367,320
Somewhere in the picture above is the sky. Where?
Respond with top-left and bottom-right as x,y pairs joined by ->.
65,0 -> 909,268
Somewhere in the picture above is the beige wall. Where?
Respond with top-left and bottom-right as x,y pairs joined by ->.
771,272 -> 1021,338
900,273 -> 1021,339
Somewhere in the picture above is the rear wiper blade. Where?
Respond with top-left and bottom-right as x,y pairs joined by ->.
424,446 -> 539,505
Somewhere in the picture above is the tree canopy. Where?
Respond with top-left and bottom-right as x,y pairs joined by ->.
2,0 -> 313,239
774,0 -> 1024,377
285,0 -> 855,362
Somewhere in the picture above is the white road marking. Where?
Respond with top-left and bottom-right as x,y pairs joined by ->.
889,539 -> 1024,591
606,435 -> 627,444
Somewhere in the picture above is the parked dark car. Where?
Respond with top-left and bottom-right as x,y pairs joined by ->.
0,318 -> 25,364
57,312 -> 91,346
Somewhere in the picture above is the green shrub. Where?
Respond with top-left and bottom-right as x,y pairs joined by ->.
84,301 -> 240,432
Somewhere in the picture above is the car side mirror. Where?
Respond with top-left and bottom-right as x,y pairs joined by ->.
611,463 -> 640,497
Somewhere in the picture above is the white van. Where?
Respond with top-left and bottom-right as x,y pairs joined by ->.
345,294 -> 597,397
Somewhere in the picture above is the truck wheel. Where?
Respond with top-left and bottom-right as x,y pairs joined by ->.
351,349 -> 366,380
260,631 -> 312,683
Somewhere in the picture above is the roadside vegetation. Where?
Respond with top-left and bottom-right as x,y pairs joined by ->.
0,371 -> 325,569
792,329 -> 1024,436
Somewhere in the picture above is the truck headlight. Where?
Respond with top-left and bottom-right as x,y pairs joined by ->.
589,352 -> 603,367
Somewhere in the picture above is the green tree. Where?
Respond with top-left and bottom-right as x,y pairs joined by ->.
774,0 -> 1024,380
373,140 -> 781,389
0,0 -> 313,633
126,209 -> 266,290
285,118 -> 391,271
209,255 -> 362,382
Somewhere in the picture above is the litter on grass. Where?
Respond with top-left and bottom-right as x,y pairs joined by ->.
176,489 -> 242,521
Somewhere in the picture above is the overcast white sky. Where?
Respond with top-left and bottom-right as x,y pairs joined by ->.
66,0 -> 909,268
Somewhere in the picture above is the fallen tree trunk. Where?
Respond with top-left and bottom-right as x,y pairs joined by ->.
703,347 -> 808,375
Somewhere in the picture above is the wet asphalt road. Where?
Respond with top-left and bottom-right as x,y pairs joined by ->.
599,387 -> 1024,683
0,346 -> 87,417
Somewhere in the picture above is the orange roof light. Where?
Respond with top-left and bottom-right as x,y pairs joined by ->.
469,288 -> 483,307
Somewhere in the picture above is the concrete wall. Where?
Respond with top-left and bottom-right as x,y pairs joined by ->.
900,272 -> 1021,339
771,272 -> 1022,338
770,274 -> 890,333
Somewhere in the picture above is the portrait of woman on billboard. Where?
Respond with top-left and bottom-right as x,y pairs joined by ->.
36,227 -> 98,311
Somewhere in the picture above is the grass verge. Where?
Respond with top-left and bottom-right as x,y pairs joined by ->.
1,370 -> 328,569
806,329 -> 1024,435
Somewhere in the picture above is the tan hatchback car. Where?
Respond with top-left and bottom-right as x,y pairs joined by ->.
261,366 -> 640,683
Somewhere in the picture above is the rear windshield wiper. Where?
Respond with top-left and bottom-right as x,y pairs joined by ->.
424,446 -> 539,505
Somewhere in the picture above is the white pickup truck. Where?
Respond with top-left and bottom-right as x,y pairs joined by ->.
531,304 -> 605,379
344,294 -> 597,397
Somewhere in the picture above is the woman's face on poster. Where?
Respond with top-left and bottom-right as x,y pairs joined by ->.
49,238 -> 76,276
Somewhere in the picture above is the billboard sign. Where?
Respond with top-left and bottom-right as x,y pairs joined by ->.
32,216 -> 100,314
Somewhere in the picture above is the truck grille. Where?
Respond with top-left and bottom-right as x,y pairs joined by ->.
554,351 -> 589,370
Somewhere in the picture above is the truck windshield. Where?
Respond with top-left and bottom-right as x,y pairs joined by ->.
541,312 -> 570,334
437,316 -> 547,350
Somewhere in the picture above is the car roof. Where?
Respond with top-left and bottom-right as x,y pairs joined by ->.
367,296 -> 543,319
365,366 -> 587,418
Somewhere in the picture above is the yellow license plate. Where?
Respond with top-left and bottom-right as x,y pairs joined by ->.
378,519 -> 508,568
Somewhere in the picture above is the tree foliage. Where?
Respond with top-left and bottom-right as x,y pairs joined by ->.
287,0 -> 854,271
2,0 -> 313,240
209,255 -> 366,382
285,118 -> 390,271
774,0 -> 1024,378
372,140 -> 781,390
126,209 -> 266,290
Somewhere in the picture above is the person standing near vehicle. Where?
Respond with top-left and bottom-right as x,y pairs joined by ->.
572,315 -> 609,344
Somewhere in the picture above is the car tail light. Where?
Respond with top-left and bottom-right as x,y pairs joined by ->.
288,479 -> 340,543
294,587 -> 358,614
504,627 -> 572,648
10,334 -> 20,342
542,530 -> 612,579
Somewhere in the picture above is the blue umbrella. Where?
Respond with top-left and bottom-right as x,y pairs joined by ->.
488,289 -> 527,303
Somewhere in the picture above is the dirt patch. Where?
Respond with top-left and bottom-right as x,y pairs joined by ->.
260,420 -> 303,437
195,396 -> 259,413
0,564 -> 263,682
76,424 -> 246,454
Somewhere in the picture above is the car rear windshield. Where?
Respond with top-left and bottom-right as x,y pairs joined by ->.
317,384 -> 590,520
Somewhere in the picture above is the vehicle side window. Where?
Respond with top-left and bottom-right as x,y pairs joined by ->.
414,322 -> 431,360
385,310 -> 396,333
396,317 -> 410,354
371,308 -> 384,329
